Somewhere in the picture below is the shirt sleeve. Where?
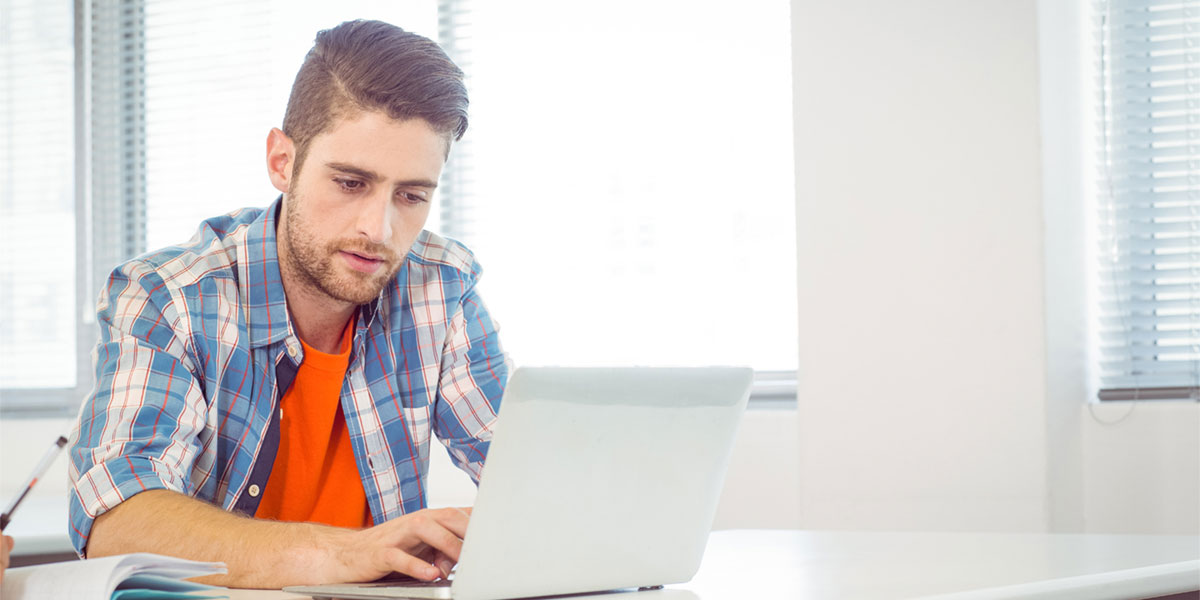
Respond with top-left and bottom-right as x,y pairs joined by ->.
434,267 -> 510,485
67,260 -> 208,557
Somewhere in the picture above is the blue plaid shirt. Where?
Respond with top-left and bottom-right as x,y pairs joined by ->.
67,197 -> 509,555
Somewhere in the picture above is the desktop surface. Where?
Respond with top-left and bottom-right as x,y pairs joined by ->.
219,529 -> 1200,600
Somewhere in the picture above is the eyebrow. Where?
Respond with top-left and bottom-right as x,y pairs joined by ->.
324,161 -> 438,189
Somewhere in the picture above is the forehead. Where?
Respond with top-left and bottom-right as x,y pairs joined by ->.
307,111 -> 449,178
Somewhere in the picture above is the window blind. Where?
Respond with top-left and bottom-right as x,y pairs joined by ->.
90,0 -> 148,302
1097,0 -> 1200,400
0,0 -> 77,390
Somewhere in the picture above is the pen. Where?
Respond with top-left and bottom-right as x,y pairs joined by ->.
1,435 -> 68,530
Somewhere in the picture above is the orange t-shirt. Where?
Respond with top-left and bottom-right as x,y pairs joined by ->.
255,317 -> 372,528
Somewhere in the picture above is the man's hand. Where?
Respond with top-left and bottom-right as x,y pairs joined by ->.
324,507 -> 472,583
1,530 -> 13,583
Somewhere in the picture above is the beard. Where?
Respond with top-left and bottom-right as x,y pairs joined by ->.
281,190 -> 402,306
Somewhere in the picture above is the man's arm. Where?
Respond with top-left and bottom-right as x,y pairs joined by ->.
435,272 -> 510,483
75,261 -> 468,588
89,489 -> 470,588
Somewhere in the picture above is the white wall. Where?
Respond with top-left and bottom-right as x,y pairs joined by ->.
789,0 -> 1199,534
1082,403 -> 1199,534
712,410 -> 801,529
792,0 -> 1050,532
0,417 -> 75,553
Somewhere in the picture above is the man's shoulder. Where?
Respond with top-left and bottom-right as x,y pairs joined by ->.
406,230 -> 482,280
122,206 -> 266,291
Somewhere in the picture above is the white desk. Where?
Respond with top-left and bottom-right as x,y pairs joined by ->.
220,529 -> 1200,600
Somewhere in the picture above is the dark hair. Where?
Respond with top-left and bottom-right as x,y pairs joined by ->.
282,19 -> 468,171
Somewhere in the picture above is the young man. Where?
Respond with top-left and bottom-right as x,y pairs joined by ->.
66,20 -> 509,588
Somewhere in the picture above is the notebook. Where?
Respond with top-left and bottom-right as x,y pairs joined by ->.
0,552 -> 227,600
285,366 -> 753,600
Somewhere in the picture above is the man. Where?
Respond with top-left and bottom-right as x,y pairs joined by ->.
67,20 -> 508,588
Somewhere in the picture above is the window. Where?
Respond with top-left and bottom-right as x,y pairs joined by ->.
0,0 -> 798,415
1094,0 -> 1200,401
439,0 -> 798,392
0,0 -> 78,412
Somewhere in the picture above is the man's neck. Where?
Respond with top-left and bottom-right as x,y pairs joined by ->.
287,291 -> 356,354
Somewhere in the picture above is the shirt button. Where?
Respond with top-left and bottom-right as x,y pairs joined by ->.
248,484 -> 261,498
287,345 -> 297,358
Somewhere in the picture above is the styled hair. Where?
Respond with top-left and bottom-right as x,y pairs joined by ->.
282,19 -> 469,172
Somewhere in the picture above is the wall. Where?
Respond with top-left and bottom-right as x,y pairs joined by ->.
1082,403 -> 1199,534
790,0 -> 1199,534
791,0 -> 1051,531
0,417 -> 75,555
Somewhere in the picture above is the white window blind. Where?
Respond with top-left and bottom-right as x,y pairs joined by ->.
438,0 -> 798,376
0,0 -> 76,390
1096,0 -> 1200,400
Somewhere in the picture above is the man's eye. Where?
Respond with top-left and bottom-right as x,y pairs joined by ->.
398,192 -> 428,205
335,178 -> 363,191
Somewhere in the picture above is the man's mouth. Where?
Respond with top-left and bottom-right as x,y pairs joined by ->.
340,250 -> 386,274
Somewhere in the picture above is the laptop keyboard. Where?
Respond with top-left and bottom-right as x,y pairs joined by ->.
361,578 -> 452,588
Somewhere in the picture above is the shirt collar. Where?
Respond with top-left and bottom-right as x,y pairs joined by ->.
241,196 -> 293,349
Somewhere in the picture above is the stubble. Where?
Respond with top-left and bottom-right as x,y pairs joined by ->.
281,191 -> 402,306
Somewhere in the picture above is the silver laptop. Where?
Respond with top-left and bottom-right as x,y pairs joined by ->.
285,366 -> 753,600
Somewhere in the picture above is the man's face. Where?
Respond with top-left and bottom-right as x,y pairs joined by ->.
278,111 -> 446,306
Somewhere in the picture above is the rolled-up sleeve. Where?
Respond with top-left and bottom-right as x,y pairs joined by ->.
434,268 -> 510,484
68,260 -> 208,556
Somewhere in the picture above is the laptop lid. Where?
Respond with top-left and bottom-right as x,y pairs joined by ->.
449,366 -> 752,600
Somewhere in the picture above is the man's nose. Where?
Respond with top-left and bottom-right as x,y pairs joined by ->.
357,191 -> 394,244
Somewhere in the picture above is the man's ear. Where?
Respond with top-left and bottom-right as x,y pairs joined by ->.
266,128 -> 295,194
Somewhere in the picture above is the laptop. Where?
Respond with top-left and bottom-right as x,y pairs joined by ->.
285,366 -> 753,600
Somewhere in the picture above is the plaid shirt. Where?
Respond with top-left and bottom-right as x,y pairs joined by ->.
67,197 -> 509,556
